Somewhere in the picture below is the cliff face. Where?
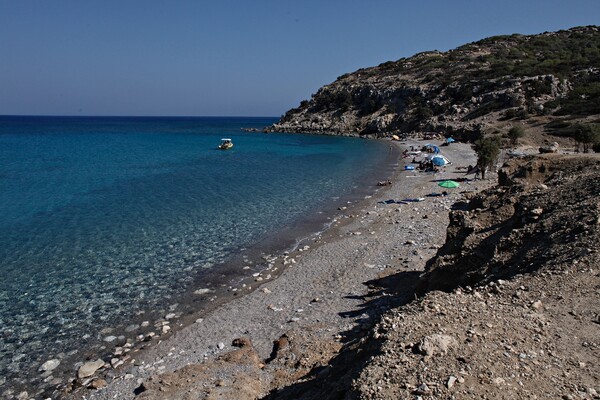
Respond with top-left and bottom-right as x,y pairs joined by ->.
418,154 -> 600,294
268,26 -> 600,139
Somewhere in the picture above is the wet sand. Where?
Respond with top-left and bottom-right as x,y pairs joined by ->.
73,140 -> 488,399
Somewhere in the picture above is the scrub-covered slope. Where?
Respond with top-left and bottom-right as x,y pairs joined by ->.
269,26 -> 600,143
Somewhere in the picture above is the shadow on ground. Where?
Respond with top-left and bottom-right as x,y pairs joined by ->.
262,270 -> 421,400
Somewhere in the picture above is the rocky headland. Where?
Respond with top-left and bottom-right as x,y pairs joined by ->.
266,26 -> 600,151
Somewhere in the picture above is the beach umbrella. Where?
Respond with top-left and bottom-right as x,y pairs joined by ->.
438,180 -> 460,188
431,155 -> 450,166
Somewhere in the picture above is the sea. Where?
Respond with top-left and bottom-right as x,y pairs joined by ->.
0,116 -> 396,395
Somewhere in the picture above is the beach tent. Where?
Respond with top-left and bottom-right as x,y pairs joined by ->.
431,155 -> 451,166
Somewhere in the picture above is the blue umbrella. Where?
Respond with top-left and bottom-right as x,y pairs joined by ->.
431,155 -> 448,166
424,144 -> 440,153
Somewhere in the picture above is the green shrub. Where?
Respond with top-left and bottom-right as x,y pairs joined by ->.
573,123 -> 600,152
508,125 -> 526,145
554,82 -> 600,116
504,109 -> 518,119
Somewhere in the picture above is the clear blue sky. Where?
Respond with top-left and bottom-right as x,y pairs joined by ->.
1,0 -> 598,117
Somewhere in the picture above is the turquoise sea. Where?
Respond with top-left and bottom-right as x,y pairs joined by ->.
0,116 -> 394,394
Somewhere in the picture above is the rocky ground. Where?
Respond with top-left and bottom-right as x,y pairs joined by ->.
255,154 -> 600,400
30,142 -> 598,400
350,154 -> 600,400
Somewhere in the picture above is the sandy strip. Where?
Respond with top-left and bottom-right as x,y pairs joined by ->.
79,140 -> 487,399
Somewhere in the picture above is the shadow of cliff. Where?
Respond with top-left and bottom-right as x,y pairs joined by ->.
261,270 -> 421,400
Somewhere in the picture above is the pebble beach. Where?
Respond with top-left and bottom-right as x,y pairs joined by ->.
63,139 -> 489,400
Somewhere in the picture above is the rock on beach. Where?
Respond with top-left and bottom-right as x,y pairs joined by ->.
78,359 -> 105,379
39,359 -> 60,372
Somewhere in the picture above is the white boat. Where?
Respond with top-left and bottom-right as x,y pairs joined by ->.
218,138 -> 233,150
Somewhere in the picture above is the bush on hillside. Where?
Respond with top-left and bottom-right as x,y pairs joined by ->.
508,125 -> 526,145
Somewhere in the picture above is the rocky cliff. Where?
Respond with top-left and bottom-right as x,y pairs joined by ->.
418,154 -> 600,293
268,26 -> 600,141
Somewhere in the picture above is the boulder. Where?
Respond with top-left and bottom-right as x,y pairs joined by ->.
539,142 -> 559,153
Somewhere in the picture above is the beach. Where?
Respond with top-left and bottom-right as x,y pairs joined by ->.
55,139 -> 490,399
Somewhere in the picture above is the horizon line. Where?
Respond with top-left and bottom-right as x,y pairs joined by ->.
0,114 -> 279,119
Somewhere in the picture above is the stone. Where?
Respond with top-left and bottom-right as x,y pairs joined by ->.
78,359 -> 105,379
16,391 -> 29,400
531,300 -> 543,311
217,342 -> 225,350
111,358 -> 123,368
39,359 -> 60,372
103,335 -> 117,342
89,378 -> 107,389
165,313 -> 176,320
232,337 -> 252,347
447,375 -> 457,389
414,383 -> 430,395
194,288 -> 212,295
418,334 -> 457,357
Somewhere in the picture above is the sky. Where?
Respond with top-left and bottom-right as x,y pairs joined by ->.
1,1 -> 599,117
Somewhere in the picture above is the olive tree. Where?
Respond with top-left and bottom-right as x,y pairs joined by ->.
507,125 -> 526,145
473,136 -> 501,179
573,124 -> 600,153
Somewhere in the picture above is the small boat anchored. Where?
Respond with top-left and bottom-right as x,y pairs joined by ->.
218,138 -> 233,150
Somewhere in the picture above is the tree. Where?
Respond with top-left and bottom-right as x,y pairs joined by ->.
573,124 -> 600,153
507,126 -> 526,145
473,136 -> 501,179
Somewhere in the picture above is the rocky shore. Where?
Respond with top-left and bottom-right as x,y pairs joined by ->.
52,140 -> 489,399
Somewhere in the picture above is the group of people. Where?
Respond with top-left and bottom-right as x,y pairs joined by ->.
416,158 -> 440,172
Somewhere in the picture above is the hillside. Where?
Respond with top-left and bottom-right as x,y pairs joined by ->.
268,26 -> 600,146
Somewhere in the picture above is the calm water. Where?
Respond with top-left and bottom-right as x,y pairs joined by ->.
0,116 -> 391,392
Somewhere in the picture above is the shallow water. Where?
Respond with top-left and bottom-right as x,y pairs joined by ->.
0,116 -> 392,391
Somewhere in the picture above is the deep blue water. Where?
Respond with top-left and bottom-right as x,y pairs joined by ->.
0,116 -> 391,390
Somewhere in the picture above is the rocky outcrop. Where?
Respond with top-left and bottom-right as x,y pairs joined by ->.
266,26 -> 600,139
417,154 -> 600,293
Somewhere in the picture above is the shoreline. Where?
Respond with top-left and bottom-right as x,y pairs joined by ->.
10,137 -> 397,399
64,139 -> 485,400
